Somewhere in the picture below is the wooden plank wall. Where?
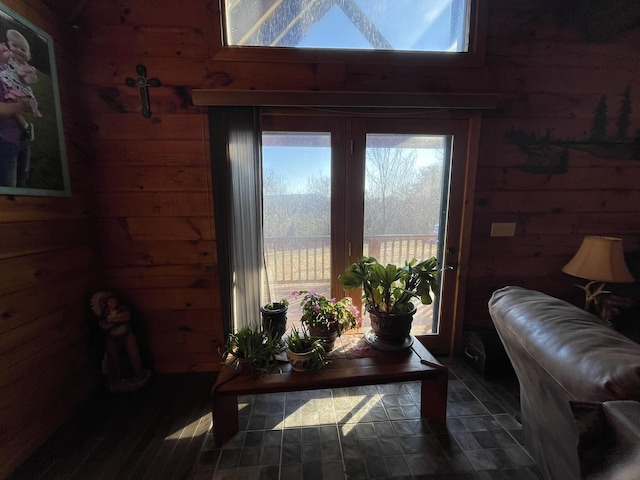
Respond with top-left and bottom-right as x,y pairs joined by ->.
3,0 -> 640,475
0,1 -> 103,477
465,0 -> 640,324
77,1 -> 222,375
75,0 -> 640,365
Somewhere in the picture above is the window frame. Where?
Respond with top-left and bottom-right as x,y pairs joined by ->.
213,0 -> 487,67
258,109 -> 482,355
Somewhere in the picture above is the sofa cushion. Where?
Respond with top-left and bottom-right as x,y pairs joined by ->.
488,286 -> 640,402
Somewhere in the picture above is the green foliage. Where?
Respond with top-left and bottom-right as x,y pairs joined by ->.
263,299 -> 288,310
293,290 -> 361,335
221,323 -> 280,376
591,95 -> 608,141
285,326 -> 327,370
615,86 -> 632,141
339,256 -> 440,314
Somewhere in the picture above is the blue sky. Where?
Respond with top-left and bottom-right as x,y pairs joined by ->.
296,1 -> 464,52
227,0 -> 469,52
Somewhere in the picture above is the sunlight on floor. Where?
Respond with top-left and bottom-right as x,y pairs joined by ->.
166,413 -> 211,441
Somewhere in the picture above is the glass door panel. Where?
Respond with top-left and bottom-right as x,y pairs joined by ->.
261,113 -> 478,355
362,134 -> 450,336
262,132 -> 332,330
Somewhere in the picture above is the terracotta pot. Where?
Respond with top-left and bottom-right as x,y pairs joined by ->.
368,304 -> 416,345
308,322 -> 339,352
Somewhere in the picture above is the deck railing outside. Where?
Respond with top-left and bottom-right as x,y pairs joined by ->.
264,234 -> 439,286
264,234 -> 440,335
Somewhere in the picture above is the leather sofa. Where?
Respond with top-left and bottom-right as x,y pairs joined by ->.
488,286 -> 640,480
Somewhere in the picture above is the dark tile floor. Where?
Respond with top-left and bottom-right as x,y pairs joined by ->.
190,357 -> 544,480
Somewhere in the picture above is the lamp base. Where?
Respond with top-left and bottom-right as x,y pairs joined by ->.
577,280 -> 610,312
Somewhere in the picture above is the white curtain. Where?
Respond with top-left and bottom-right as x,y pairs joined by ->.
209,107 -> 263,331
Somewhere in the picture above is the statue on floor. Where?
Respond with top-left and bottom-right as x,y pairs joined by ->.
91,291 -> 152,393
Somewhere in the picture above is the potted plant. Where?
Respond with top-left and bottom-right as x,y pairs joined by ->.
284,326 -> 327,372
220,323 -> 280,377
260,298 -> 288,341
293,290 -> 361,351
338,256 -> 440,348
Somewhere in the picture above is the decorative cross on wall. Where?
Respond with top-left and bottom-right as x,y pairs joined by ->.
125,64 -> 160,118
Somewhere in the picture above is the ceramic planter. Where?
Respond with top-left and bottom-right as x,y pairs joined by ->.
286,349 -> 320,372
366,303 -> 417,350
308,322 -> 339,352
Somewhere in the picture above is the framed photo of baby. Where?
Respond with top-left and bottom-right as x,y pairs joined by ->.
0,4 -> 69,196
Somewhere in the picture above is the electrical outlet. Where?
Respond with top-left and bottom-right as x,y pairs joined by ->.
490,222 -> 516,237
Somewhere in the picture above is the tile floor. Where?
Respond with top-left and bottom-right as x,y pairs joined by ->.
191,357 -> 543,480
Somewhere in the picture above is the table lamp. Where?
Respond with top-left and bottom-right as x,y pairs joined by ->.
562,236 -> 635,312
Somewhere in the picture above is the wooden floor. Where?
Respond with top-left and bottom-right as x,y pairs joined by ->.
9,372 -> 216,480
9,359 -> 523,480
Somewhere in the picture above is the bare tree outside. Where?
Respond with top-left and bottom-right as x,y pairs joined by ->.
262,132 -> 448,335
263,167 -> 293,238
264,145 -> 444,239
365,147 -> 417,235
404,153 -> 445,235
302,172 -> 331,236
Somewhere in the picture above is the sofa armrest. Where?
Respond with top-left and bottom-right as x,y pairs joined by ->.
488,286 -> 640,402
488,286 -> 640,480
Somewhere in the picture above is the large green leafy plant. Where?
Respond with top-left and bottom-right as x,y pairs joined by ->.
338,256 -> 440,314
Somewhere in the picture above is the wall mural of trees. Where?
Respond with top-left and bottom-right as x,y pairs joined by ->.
505,86 -> 640,174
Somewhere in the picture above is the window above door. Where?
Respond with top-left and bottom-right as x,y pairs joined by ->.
216,0 -> 487,66
224,0 -> 471,52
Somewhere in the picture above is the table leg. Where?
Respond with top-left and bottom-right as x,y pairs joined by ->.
212,394 -> 239,447
421,369 -> 448,424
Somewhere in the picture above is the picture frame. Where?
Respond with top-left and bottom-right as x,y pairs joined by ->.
0,3 -> 69,197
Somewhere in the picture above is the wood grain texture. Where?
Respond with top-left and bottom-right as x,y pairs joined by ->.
7,372 -> 215,480
3,0 -> 640,476
0,1 -> 103,476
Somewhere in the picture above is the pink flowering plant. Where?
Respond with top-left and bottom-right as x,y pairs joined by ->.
292,290 -> 362,336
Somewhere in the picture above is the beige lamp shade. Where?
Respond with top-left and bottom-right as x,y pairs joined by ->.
562,236 -> 635,283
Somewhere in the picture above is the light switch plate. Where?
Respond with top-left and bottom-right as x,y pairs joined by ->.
491,222 -> 516,237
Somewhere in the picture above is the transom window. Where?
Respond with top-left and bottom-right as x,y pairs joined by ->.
224,0 -> 471,52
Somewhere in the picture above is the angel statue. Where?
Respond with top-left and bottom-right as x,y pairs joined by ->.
90,291 -> 151,393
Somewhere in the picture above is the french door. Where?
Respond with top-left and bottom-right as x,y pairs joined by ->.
261,112 -> 479,354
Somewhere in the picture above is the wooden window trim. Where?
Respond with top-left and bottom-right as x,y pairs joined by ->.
192,90 -> 497,109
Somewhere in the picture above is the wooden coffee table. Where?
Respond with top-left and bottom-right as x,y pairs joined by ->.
210,334 -> 448,447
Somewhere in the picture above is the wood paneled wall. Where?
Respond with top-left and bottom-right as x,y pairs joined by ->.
77,2 -> 222,374
465,0 -> 640,323
0,2 -> 102,477
3,0 -> 640,475
73,0 -> 640,358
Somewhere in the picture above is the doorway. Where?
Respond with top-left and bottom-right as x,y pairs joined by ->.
261,112 -> 479,354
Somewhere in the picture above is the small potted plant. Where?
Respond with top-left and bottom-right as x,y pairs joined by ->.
260,298 -> 289,341
284,326 -> 327,372
293,290 -> 361,351
338,256 -> 440,348
221,323 -> 280,377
